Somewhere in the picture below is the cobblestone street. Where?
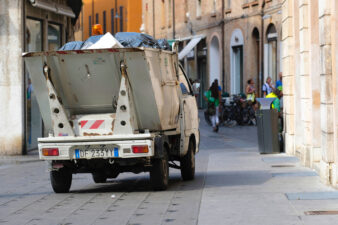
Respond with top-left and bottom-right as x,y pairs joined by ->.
0,117 -> 337,225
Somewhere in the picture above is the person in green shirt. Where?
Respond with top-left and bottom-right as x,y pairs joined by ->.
265,89 -> 282,114
205,79 -> 221,132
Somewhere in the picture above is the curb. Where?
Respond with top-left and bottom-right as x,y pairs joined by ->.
0,157 -> 41,167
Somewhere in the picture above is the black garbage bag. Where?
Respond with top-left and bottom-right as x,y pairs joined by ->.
59,41 -> 83,50
157,39 -> 171,51
59,32 -> 172,51
115,32 -> 161,49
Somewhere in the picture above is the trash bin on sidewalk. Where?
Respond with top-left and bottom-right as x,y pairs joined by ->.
255,98 -> 280,154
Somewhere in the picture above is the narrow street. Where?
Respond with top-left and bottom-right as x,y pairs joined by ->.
0,115 -> 337,225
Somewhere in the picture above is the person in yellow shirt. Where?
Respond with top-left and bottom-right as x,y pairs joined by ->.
265,89 -> 282,113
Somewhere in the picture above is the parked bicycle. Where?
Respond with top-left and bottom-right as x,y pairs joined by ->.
221,94 -> 256,126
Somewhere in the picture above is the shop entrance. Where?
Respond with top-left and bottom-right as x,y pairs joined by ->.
25,18 -> 43,151
25,18 -> 62,151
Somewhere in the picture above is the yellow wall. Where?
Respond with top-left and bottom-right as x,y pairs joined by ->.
80,0 -> 142,40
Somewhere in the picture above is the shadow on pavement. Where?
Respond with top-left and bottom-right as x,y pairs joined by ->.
204,170 -> 271,187
70,172 -> 206,194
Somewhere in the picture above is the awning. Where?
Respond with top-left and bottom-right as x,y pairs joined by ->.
29,0 -> 75,18
178,36 -> 202,60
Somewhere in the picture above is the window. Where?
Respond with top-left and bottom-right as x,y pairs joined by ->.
111,9 -> 114,34
103,11 -> 106,33
178,66 -> 193,95
227,0 -> 231,8
89,16 -> 92,36
266,24 -> 278,83
48,23 -> 61,51
95,13 -> 99,24
26,18 -> 42,52
119,6 -> 123,32
196,0 -> 201,18
212,0 -> 216,13
180,83 -> 189,95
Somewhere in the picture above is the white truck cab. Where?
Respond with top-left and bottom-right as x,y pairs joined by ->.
23,47 -> 199,192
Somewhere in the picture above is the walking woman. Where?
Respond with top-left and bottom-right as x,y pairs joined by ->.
245,79 -> 256,102
206,79 -> 221,132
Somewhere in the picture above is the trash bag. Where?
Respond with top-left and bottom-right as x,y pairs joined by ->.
59,41 -> 83,50
115,32 -> 161,49
157,39 -> 171,51
80,35 -> 104,49
86,32 -> 123,49
59,32 -> 171,51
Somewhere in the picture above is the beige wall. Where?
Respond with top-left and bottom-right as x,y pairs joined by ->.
0,0 -> 24,155
143,0 -> 282,94
283,0 -> 338,187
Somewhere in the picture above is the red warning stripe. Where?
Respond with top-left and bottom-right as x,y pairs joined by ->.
81,120 -> 88,128
90,120 -> 104,129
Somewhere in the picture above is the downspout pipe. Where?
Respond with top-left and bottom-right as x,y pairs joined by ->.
221,0 -> 225,91
152,0 -> 155,38
260,0 -> 265,97
92,0 -> 94,25
173,0 -> 175,39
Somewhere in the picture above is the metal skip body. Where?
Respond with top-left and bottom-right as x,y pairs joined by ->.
23,48 -> 181,135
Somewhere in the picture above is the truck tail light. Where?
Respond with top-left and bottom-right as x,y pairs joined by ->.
132,145 -> 149,154
42,148 -> 59,156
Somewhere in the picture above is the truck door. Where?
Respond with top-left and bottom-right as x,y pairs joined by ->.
178,66 -> 198,137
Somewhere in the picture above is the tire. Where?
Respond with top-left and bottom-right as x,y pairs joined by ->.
50,167 -> 72,193
92,173 -> 107,183
150,149 -> 169,191
180,139 -> 195,181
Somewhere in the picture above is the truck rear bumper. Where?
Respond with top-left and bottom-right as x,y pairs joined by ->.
38,138 -> 154,160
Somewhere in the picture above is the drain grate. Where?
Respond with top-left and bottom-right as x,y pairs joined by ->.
305,211 -> 338,215
271,165 -> 295,168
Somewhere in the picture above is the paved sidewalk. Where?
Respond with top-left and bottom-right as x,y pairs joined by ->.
0,149 -> 39,166
198,115 -> 338,225
1,113 -> 338,225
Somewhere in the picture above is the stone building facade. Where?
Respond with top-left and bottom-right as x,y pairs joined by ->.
0,0 -> 80,155
142,0 -> 283,107
79,0 -> 142,41
282,0 -> 338,186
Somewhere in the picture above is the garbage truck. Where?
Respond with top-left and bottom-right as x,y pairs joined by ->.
23,41 -> 199,193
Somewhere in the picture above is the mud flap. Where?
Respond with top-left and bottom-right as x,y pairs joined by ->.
154,136 -> 164,159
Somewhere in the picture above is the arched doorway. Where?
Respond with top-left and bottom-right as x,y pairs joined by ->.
265,23 -> 278,84
209,36 -> 220,86
230,29 -> 244,94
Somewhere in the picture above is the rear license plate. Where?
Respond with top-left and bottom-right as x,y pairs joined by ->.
74,147 -> 119,159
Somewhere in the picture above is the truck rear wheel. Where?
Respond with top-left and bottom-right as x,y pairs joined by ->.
180,139 -> 195,181
150,149 -> 169,191
50,167 -> 72,193
92,173 -> 107,183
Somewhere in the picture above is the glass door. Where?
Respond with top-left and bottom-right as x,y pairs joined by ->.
25,18 -> 43,150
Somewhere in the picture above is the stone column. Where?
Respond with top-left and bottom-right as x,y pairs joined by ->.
318,0 -> 335,184
299,0 -> 312,166
330,0 -> 338,187
0,0 -> 24,155
309,0 -> 321,168
282,0 -> 296,155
